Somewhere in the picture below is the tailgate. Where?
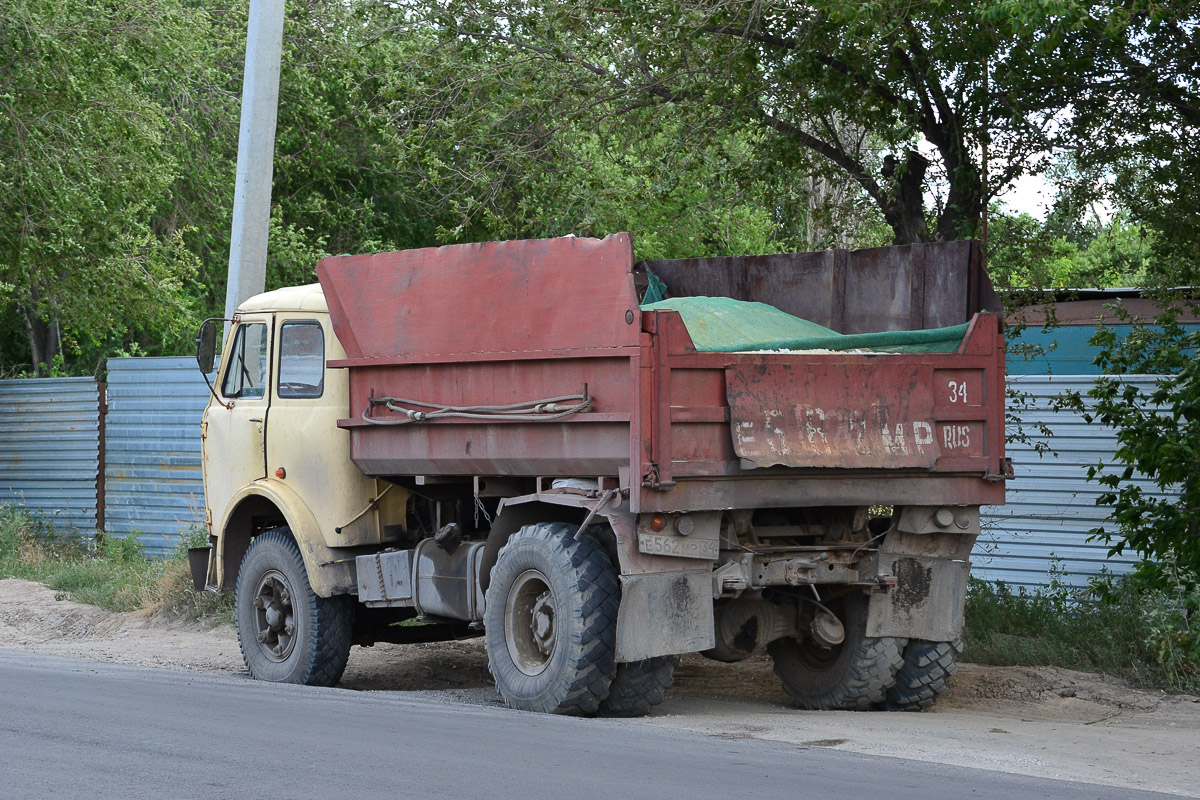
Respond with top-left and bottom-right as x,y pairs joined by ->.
724,313 -> 1004,475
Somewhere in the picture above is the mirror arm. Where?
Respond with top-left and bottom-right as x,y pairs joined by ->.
197,317 -> 234,410
202,368 -> 233,410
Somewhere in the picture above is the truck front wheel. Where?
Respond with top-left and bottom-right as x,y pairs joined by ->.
235,528 -> 354,686
484,522 -> 619,715
768,593 -> 905,710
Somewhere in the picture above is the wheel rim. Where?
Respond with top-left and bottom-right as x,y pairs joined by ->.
794,639 -> 843,672
251,569 -> 297,662
504,569 -> 557,676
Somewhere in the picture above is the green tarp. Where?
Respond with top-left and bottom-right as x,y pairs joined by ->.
641,296 -> 972,353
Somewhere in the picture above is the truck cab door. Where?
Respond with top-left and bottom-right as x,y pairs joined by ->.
203,316 -> 272,532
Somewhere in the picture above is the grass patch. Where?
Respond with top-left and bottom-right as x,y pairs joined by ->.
0,505 -> 233,625
963,568 -> 1200,694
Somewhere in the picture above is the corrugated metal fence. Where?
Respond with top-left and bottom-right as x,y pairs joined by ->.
103,358 -> 209,557
974,375 -> 1165,588
0,358 -> 208,556
0,377 -> 100,532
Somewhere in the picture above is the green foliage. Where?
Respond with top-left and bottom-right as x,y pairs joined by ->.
1039,2 -> 1200,284
1071,306 -> 1200,580
964,571 -> 1199,693
398,0 -> 1072,246
0,0 -> 1194,374
989,212 -> 1154,291
0,0 -> 206,375
0,505 -> 232,623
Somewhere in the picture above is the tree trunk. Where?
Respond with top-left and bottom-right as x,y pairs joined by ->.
935,153 -> 984,242
20,282 -> 60,376
880,150 -> 932,245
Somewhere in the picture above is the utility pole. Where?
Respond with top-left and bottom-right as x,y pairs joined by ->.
224,0 -> 285,319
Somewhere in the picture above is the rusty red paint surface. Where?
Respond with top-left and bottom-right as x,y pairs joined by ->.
727,360 -> 947,469
632,309 -> 1006,510
317,234 -> 1007,515
317,233 -> 641,361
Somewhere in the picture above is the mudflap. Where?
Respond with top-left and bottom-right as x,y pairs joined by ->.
865,554 -> 970,642
615,570 -> 715,662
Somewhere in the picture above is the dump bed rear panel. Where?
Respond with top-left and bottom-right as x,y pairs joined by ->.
724,319 -> 1002,473
634,309 -> 1006,513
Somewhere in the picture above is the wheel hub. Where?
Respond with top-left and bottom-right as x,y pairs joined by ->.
252,570 -> 297,662
505,570 -> 558,676
531,591 -> 555,653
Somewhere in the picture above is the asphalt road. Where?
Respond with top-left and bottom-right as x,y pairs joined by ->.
0,650 -> 1177,800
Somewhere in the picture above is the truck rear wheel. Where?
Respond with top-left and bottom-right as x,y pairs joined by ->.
601,655 -> 680,717
885,640 -> 959,711
235,528 -> 353,687
767,593 -> 904,710
484,522 -> 619,715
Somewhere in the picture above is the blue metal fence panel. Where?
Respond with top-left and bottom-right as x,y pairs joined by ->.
975,374 -> 1168,589
104,357 -> 209,557
0,377 -> 99,531
1006,323 -> 1200,375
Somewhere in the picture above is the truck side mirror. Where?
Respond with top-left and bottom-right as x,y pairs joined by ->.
196,320 -> 219,374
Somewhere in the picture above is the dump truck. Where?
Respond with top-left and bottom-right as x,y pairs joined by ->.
195,233 -> 1008,715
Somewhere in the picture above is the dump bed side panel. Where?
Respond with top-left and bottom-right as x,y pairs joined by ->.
339,354 -> 637,476
318,234 -> 645,479
639,240 -> 1000,334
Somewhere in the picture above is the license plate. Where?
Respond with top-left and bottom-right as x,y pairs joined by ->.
638,533 -> 718,560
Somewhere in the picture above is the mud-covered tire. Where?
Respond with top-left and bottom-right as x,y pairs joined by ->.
768,593 -> 905,710
601,655 -> 680,717
484,522 -> 619,715
885,640 -> 960,711
235,528 -> 354,687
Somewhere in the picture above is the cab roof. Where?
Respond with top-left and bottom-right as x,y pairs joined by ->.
236,283 -> 329,314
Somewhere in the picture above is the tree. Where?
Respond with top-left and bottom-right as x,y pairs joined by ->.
1036,2 -> 1200,285
0,0 -> 203,374
386,0 -> 1074,246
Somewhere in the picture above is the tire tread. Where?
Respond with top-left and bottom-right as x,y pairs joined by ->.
885,640 -> 959,711
602,655 -> 680,717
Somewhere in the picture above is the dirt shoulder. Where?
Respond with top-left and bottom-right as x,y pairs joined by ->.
3,577 -> 1197,796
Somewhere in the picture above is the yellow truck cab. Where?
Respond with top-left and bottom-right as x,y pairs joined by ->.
201,285 -> 408,680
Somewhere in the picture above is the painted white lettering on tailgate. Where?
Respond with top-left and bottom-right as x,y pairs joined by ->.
764,409 -> 789,456
948,380 -> 969,404
847,410 -> 870,454
881,422 -> 908,455
943,424 -> 971,449
913,421 -> 934,453
803,407 -> 831,454
736,420 -> 756,444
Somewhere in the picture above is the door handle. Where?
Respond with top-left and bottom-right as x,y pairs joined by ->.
248,417 -> 263,423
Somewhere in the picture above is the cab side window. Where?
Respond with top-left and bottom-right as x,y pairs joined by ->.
221,323 -> 269,399
277,321 -> 324,399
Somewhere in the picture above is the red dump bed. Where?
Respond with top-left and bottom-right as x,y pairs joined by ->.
317,234 -> 1006,514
